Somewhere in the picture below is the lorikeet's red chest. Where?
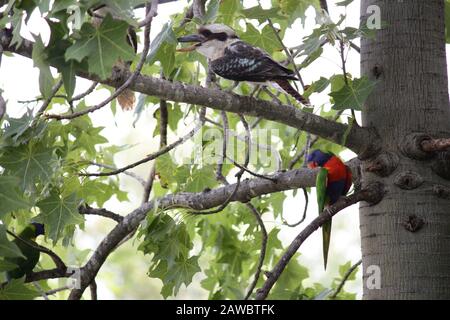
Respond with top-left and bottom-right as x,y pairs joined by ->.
323,156 -> 352,204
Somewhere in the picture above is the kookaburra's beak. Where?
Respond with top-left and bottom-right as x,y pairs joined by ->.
176,34 -> 206,52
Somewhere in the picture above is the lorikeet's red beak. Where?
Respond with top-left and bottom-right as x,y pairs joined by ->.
308,162 -> 317,169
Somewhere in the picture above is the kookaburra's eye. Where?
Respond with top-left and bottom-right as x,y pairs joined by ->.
214,32 -> 228,41
199,29 -> 212,37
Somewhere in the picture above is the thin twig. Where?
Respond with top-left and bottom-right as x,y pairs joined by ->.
190,114 -> 250,215
33,282 -> 50,300
45,285 -> 72,296
225,156 -> 277,183
89,162 -> 146,186
78,204 -> 124,223
31,79 -> 63,126
288,111 -> 343,170
244,203 -> 267,300
142,98 -> 168,203
137,0 -> 159,27
330,259 -> 362,299
216,111 -> 229,184
282,188 -> 308,227
339,39 -> 357,120
80,112 -> 205,177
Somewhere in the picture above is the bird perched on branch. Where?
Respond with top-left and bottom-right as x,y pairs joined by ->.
6,223 -> 45,280
177,24 -> 309,105
92,5 -> 138,110
307,150 -> 352,270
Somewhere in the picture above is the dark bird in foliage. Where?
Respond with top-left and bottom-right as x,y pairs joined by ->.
6,223 -> 45,280
177,24 -> 309,105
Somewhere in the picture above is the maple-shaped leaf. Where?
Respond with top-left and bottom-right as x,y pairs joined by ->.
36,189 -> 84,242
0,225 -> 25,259
0,142 -> 56,191
240,23 -> 280,54
0,176 -> 32,220
65,14 -> 135,80
330,77 -> 378,111
0,278 -> 40,300
0,259 -> 18,272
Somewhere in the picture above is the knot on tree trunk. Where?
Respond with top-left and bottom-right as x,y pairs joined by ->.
365,151 -> 399,177
363,181 -> 386,205
401,133 -> 436,160
402,215 -> 425,233
431,151 -> 450,180
394,171 -> 424,190
433,184 -> 450,200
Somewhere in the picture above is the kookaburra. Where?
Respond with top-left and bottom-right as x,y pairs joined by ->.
177,24 -> 309,105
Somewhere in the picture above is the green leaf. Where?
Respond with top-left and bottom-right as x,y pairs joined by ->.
147,23 -> 177,77
330,76 -> 378,111
139,212 -> 200,298
0,278 -> 40,300
155,153 -> 177,188
0,225 -> 25,259
240,6 -> 284,24
204,0 -> 220,23
336,0 -> 353,6
1,109 -> 33,145
45,21 -> 82,99
184,165 -> 217,193
240,23 -> 280,54
0,141 -> 56,191
0,176 -> 32,219
32,35 -> 54,98
0,259 -> 18,272
218,0 -> 241,26
304,77 -> 330,97
36,189 -> 84,242
279,0 -> 319,26
65,14 -> 135,80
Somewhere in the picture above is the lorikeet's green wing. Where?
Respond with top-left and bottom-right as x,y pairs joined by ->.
6,225 -> 41,280
316,167 -> 331,270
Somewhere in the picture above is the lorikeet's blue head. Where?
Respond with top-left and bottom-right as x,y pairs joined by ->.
31,223 -> 45,237
307,150 -> 333,169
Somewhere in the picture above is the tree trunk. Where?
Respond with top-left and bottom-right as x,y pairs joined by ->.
360,0 -> 450,299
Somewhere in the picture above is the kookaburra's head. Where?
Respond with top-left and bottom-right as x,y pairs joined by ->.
177,24 -> 239,60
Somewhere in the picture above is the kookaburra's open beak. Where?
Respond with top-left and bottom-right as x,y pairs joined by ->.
176,34 -> 206,52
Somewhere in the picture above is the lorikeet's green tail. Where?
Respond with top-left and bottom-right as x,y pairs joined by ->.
322,220 -> 332,270
315,167 -> 330,270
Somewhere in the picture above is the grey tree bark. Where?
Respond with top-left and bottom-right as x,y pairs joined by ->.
360,0 -> 450,299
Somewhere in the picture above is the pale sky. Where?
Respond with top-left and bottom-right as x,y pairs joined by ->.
1,0 -> 448,299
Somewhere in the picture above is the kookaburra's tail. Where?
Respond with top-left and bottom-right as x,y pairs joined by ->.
274,79 -> 310,106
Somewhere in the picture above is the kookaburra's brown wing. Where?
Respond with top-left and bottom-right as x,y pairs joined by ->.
209,40 -> 298,83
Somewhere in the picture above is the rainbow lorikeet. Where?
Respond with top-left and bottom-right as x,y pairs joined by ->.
307,150 -> 352,270
6,223 -> 45,280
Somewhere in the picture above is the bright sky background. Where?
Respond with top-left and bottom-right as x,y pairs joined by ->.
1,0 -> 449,299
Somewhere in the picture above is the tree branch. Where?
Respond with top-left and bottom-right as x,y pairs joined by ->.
78,204 -> 124,223
254,182 -> 385,300
0,30 -> 380,158
67,167 -> 334,299
421,138 -> 450,152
